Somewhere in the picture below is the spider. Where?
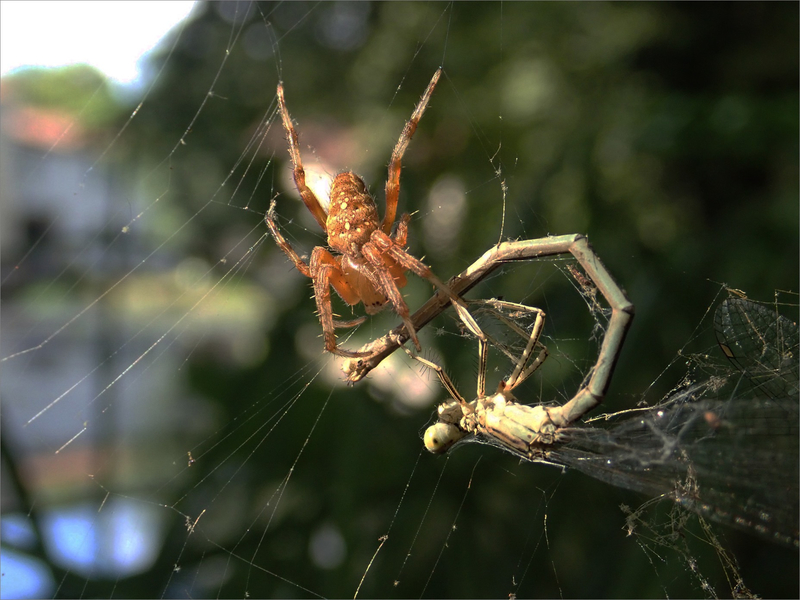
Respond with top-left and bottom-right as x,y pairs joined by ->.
266,68 -> 480,358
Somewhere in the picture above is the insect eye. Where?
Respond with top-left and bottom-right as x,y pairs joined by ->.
424,423 -> 466,454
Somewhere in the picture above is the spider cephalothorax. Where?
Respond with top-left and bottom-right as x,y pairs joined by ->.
266,69 -> 479,358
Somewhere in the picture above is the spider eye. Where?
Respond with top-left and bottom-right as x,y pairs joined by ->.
424,423 -> 466,454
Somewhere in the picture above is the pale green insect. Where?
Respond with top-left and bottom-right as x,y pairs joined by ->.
399,235 -> 635,460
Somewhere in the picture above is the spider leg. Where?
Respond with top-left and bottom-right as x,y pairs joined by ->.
369,229 -> 489,387
265,199 -> 311,277
277,82 -> 329,231
309,247 -> 372,358
391,213 -> 411,247
382,68 -> 442,235
268,202 -> 369,349
360,242 -> 422,351
333,315 -> 368,329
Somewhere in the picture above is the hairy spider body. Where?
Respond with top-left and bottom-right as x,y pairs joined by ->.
327,173 -> 380,254
267,69 -> 481,358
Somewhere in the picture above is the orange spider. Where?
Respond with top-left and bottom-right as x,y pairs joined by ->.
265,68 -> 479,357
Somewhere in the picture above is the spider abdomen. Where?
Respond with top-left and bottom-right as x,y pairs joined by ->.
327,172 -> 380,255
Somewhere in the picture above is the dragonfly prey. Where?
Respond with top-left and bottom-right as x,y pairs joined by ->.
408,295 -> 799,548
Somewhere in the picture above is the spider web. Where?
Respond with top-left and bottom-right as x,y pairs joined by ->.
2,2 -> 798,599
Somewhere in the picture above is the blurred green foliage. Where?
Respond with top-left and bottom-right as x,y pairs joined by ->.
5,64 -> 122,128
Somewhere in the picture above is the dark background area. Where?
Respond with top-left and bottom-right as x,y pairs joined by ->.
2,2 -> 797,598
